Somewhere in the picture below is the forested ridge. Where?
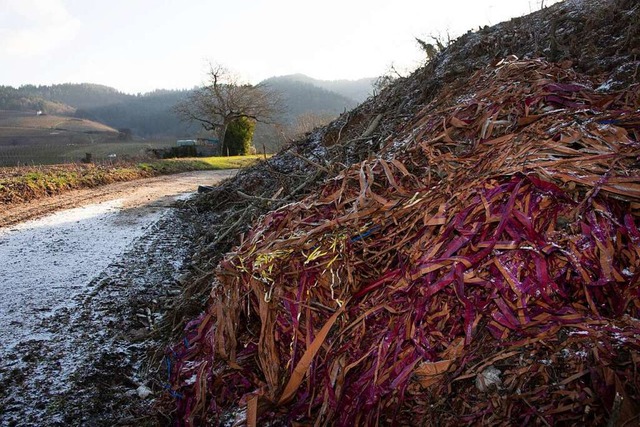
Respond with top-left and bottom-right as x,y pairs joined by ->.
0,76 -> 373,139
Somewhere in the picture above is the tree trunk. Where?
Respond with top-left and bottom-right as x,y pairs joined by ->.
219,122 -> 229,156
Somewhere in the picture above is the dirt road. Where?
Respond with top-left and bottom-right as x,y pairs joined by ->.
0,170 -> 236,228
0,170 -> 235,426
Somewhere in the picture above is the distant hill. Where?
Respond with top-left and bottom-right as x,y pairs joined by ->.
0,110 -> 118,136
270,74 -> 375,103
0,84 -> 196,138
260,76 -> 358,123
0,75 -> 374,143
74,89 -> 197,138
0,86 -> 76,116
0,109 -> 179,166
13,83 -> 127,110
0,110 -> 119,146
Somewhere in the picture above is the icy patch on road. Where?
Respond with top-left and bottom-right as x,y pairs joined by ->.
0,199 -> 164,351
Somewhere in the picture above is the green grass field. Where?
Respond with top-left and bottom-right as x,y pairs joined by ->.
138,155 -> 266,173
197,155 -> 268,169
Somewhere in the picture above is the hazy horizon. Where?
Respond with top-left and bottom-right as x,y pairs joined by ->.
1,73 -> 376,97
1,0 -> 562,94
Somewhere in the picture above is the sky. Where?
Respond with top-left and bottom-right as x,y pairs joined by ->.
0,0 -> 563,94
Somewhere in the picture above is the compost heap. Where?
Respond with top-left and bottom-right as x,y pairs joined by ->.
169,56 -> 640,425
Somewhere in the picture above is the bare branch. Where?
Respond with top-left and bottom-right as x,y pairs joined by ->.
173,63 -> 284,153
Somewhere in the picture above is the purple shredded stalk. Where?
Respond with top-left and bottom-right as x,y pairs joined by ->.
168,58 -> 640,426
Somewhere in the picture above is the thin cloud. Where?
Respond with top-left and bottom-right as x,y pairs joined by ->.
0,0 -> 81,57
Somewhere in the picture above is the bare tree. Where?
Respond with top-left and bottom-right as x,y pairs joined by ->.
174,64 -> 282,155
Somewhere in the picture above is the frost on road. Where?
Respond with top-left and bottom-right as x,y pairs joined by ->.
0,170 -> 233,426
0,199 -> 162,351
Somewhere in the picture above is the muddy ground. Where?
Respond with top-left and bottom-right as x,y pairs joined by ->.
0,170 -> 235,426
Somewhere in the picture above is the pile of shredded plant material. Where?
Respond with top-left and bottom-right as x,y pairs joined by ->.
170,57 -> 640,425
166,1 -> 640,426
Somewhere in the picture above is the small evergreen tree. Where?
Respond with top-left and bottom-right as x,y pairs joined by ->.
223,117 -> 255,155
